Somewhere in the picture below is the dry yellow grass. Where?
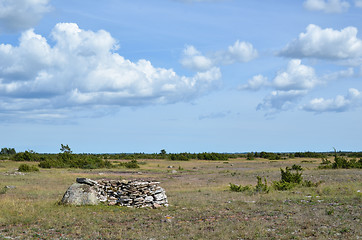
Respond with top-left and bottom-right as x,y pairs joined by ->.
0,158 -> 361,239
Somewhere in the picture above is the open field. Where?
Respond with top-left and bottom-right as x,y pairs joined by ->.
0,158 -> 361,239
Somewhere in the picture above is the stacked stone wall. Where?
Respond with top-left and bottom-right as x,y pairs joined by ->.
61,178 -> 168,208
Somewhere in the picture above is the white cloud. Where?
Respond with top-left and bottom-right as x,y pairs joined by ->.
257,90 -> 308,112
0,0 -> 51,33
239,74 -> 269,91
322,67 -> 354,81
217,40 -> 258,65
253,60 -> 317,112
280,24 -> 362,60
356,0 -> 362,7
303,88 -> 361,112
246,59 -> 355,113
303,0 -> 350,13
273,59 -> 319,91
181,40 -> 257,71
0,23 -> 222,119
180,45 -> 213,71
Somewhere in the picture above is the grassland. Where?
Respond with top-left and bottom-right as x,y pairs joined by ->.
0,158 -> 361,239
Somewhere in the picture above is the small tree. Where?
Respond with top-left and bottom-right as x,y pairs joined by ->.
60,144 -> 72,154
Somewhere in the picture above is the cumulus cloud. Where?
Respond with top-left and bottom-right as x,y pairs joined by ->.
0,23 -> 222,119
303,0 -> 350,13
257,90 -> 308,112
244,59 -> 355,113
241,60 -> 318,112
0,0 -> 51,33
239,74 -> 269,91
180,45 -> 213,71
216,40 -> 258,65
180,40 -> 257,71
303,88 -> 361,112
272,59 -> 319,90
280,24 -> 362,60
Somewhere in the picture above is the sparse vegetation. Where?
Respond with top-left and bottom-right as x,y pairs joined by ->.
0,149 -> 361,239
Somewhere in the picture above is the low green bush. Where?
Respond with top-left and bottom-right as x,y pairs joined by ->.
12,151 -> 40,162
0,186 -> 7,195
18,164 -> 39,172
230,176 -> 269,193
254,176 -> 269,193
229,183 -> 252,192
119,160 -> 140,169
273,165 -> 319,191
38,154 -> 112,169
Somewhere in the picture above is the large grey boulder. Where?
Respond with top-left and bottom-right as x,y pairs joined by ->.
61,183 -> 99,205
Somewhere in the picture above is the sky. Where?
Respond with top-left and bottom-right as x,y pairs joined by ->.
0,0 -> 362,153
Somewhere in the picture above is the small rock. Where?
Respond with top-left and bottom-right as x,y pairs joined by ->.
76,178 -> 97,186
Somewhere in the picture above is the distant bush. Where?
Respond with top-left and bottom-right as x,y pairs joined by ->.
18,164 -> 39,172
119,160 -> 140,169
319,149 -> 362,169
197,152 -> 229,161
0,148 -> 16,155
39,153 -> 112,169
246,152 -> 255,160
294,151 -> 327,158
169,153 -> 190,161
12,151 -> 40,162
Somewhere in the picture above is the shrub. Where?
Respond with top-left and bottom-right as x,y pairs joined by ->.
197,152 -> 229,161
230,176 -> 269,193
272,181 -> 297,191
273,165 -> 318,191
229,183 -> 252,192
120,160 -> 140,169
18,164 -> 39,172
38,154 -> 112,169
291,164 -> 303,171
321,157 -> 331,165
280,167 -> 303,184
0,148 -> 16,155
255,176 -> 269,193
12,151 -> 40,162
169,153 -> 190,161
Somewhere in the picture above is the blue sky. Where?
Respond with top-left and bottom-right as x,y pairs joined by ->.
0,0 -> 362,153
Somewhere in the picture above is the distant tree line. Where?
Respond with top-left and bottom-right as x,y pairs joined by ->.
2,145 -> 362,168
0,148 -> 16,155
